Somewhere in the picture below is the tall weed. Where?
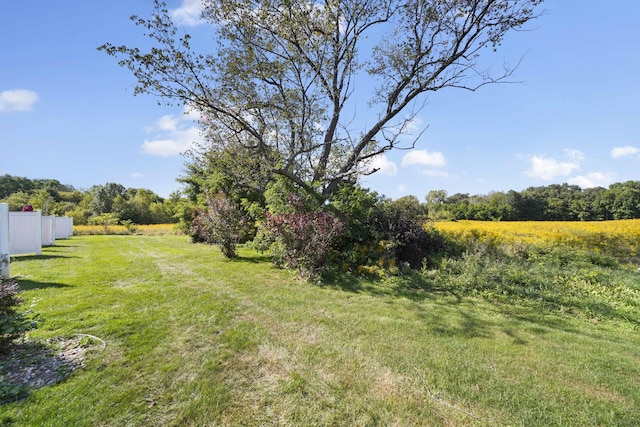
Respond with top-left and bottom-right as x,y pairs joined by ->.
426,238 -> 640,325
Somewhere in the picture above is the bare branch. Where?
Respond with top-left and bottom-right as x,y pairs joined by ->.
100,0 -> 545,201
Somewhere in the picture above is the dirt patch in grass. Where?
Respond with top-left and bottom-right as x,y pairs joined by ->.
0,335 -> 105,404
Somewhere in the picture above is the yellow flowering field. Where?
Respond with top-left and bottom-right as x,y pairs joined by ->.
74,223 -> 183,236
434,219 -> 640,260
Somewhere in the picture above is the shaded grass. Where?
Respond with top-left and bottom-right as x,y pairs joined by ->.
2,235 -> 639,426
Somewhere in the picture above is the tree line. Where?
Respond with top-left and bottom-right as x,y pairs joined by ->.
0,174 -> 179,225
4,172 -> 638,228
425,182 -> 640,221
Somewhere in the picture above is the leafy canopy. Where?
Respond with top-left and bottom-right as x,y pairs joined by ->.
100,0 -> 543,201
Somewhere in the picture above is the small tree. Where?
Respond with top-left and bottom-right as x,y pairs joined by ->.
191,192 -> 249,258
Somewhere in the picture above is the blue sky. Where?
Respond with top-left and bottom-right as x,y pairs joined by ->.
1,1 -> 639,200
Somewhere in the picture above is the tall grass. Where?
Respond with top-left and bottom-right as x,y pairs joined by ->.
73,223 -> 182,236
435,219 -> 640,261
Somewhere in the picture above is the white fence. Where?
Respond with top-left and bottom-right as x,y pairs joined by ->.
0,204 -> 9,279
9,211 -> 42,256
42,215 -> 56,246
0,203 -> 74,280
55,216 -> 73,239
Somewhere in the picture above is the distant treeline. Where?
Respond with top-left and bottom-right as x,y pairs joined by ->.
426,182 -> 640,221
3,174 -> 640,225
0,174 -> 180,225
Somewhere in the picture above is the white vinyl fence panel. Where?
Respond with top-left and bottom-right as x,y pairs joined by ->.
0,203 -> 9,279
41,215 -> 56,246
9,211 -> 42,255
55,216 -> 73,239
67,217 -> 73,237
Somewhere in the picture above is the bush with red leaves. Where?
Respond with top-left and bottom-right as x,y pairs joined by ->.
262,209 -> 344,277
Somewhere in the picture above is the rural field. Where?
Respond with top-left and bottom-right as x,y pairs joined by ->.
2,221 -> 640,426
434,220 -> 640,261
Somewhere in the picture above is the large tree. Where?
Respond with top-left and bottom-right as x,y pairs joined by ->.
101,0 -> 543,201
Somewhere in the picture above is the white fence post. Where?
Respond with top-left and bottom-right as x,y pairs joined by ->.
0,203 -> 9,280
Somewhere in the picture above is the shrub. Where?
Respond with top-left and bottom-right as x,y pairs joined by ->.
260,208 -> 344,277
329,183 -> 381,245
88,213 -> 120,232
190,192 -> 250,258
372,201 -> 446,269
256,184 -> 446,276
0,280 -> 37,353
329,184 -> 446,273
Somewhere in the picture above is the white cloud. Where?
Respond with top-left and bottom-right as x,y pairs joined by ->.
401,150 -> 446,168
568,172 -> 613,189
0,89 -> 38,112
142,139 -> 188,157
525,155 -> 580,180
369,154 -> 397,176
610,146 -> 640,158
156,114 -> 179,131
170,0 -> 204,26
183,107 -> 202,121
397,184 -> 407,193
564,148 -> 585,162
142,110 -> 203,157
131,172 -> 144,178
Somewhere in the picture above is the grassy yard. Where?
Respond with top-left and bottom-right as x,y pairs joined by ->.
2,235 -> 639,426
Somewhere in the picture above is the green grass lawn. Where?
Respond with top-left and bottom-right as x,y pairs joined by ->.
2,235 -> 639,426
